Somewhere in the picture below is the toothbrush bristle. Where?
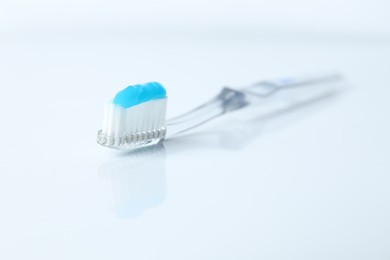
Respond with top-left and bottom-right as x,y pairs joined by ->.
97,98 -> 167,150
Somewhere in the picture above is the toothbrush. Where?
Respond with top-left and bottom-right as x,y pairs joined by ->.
97,73 -> 343,150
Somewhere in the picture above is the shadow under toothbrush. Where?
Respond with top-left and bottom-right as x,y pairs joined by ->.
98,88 -> 343,219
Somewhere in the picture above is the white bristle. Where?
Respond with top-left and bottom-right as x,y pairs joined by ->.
150,101 -> 157,130
102,101 -> 110,134
101,98 -> 167,139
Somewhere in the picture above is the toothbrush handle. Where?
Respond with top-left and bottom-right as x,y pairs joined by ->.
166,87 -> 248,137
166,73 -> 343,138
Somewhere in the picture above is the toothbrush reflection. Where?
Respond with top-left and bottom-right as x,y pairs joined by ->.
99,144 -> 166,219
99,89 -> 340,219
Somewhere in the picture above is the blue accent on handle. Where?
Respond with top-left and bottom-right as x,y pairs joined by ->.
112,82 -> 166,108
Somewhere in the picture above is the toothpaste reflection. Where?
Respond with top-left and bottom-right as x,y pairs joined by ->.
99,144 -> 166,219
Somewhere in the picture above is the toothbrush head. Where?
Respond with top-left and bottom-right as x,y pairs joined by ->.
97,82 -> 167,150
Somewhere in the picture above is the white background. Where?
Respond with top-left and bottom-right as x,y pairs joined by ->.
0,1 -> 389,259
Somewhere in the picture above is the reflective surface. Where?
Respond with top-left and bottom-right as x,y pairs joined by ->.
99,144 -> 167,219
1,32 -> 390,259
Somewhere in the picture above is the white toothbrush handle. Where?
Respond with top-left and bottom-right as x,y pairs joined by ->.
166,73 -> 344,138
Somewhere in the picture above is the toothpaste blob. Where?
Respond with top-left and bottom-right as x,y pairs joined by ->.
112,82 -> 167,108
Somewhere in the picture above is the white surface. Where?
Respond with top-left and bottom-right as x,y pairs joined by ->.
2,0 -> 390,35
1,1 -> 390,259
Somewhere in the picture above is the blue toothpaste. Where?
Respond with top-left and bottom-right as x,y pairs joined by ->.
113,82 -> 167,108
